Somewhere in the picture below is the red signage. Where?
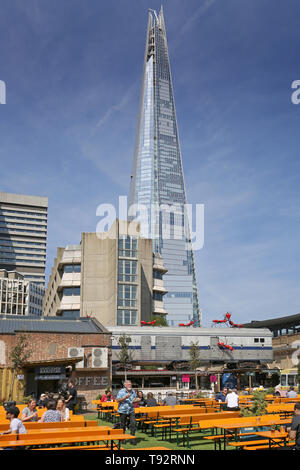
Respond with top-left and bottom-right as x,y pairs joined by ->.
182,374 -> 190,383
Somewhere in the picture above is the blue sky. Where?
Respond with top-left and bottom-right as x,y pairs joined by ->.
0,0 -> 300,326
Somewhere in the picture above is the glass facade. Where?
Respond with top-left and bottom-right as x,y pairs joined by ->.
129,8 -> 200,326
0,195 -> 48,286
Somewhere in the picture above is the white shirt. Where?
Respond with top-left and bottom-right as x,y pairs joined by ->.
10,418 -> 27,434
62,407 -> 70,421
226,392 -> 239,408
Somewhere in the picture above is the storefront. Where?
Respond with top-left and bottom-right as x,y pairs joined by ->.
23,358 -> 79,399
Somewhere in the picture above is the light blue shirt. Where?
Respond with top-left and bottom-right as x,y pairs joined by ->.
117,388 -> 137,414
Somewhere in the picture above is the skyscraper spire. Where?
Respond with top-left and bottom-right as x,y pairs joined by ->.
129,9 -> 201,327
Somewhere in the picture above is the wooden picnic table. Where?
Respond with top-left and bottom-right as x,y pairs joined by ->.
156,411 -> 240,444
255,430 -> 288,449
214,416 -> 291,450
0,431 -> 135,450
159,410 -> 239,421
23,425 -> 112,436
0,420 -> 93,432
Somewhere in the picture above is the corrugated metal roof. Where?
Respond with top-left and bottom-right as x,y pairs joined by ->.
0,315 -> 107,335
243,313 -> 300,329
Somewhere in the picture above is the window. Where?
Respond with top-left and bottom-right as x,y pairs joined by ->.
63,287 -> 80,296
59,310 -> 80,319
117,309 -> 137,326
117,284 -> 137,307
281,375 -> 287,387
288,375 -> 297,386
153,271 -> 163,280
254,338 -> 259,343
118,236 -> 138,258
153,292 -> 163,302
63,264 -> 81,273
118,260 -> 137,282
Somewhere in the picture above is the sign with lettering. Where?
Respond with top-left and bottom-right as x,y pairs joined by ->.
75,371 -> 110,390
37,366 -> 65,375
34,366 -> 66,381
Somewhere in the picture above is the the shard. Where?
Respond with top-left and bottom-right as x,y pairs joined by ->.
129,7 -> 201,327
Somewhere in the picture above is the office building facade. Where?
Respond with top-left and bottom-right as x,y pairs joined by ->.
43,220 -> 167,326
129,8 -> 201,327
0,269 -> 44,316
0,192 -> 48,286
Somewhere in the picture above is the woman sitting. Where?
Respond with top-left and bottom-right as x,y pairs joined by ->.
57,398 -> 70,421
39,399 -> 62,423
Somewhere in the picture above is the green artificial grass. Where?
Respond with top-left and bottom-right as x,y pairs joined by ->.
84,413 -> 218,450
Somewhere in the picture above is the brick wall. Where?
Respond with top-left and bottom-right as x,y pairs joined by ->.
1,332 -> 110,366
0,331 -> 111,404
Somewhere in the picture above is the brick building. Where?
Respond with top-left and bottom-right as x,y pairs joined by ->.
0,315 -> 111,405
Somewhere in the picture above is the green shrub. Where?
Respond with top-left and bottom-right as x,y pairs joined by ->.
241,390 -> 268,417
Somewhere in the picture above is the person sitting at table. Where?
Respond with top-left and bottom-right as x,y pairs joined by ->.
57,398 -> 70,422
21,398 -> 38,422
39,399 -> 62,423
101,389 -> 114,403
0,406 -> 27,450
215,387 -> 228,402
37,393 -> 48,408
225,389 -> 240,411
286,387 -> 298,398
0,406 -> 27,436
288,403 -> 300,449
136,390 -> 147,407
215,388 -> 228,410
162,391 -> 177,407
146,392 -> 158,407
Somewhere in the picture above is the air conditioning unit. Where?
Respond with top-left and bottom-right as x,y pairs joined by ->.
91,347 -> 108,368
67,347 -> 84,368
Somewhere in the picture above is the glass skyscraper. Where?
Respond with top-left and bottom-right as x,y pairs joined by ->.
129,8 -> 201,327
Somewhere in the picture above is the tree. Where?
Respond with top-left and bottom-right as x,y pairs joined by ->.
188,341 -> 201,390
149,315 -> 168,327
241,390 -> 268,417
117,334 -> 133,381
9,334 -> 32,400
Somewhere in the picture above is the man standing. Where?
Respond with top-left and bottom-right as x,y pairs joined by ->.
116,380 -> 140,444
65,380 -> 78,414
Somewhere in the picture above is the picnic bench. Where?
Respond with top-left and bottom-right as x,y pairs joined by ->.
0,427 -> 135,450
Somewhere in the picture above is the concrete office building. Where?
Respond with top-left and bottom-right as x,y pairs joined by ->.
43,220 -> 168,326
0,269 -> 44,316
0,192 -> 48,286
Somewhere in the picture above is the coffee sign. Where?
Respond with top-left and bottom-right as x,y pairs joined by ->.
75,371 -> 110,390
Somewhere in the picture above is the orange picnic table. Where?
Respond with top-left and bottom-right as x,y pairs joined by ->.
0,430 -> 135,450
255,430 -> 289,449
213,416 -> 292,450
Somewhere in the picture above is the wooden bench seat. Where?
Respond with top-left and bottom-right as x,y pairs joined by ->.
202,432 -> 261,450
243,442 -> 295,450
33,444 -> 124,450
228,439 -> 295,450
130,447 -> 170,450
